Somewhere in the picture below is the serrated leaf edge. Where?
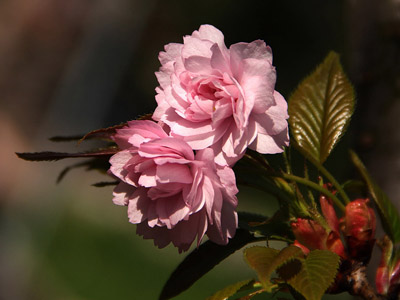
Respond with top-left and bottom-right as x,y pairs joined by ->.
287,250 -> 340,300
289,51 -> 355,164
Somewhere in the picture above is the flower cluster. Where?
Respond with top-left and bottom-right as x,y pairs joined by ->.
108,25 -> 289,251
292,196 -> 376,262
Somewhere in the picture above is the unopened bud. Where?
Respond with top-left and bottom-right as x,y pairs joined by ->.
320,194 -> 339,233
291,218 -> 345,258
292,218 -> 328,251
341,198 -> 376,262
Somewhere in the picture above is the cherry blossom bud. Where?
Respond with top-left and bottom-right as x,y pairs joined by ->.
320,194 -> 339,233
292,218 -> 328,251
326,231 -> 346,258
291,218 -> 346,258
341,198 -> 376,261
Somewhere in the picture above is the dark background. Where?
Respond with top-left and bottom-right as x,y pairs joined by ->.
1,0 -> 399,299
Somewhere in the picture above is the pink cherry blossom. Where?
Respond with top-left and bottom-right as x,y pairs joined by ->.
109,120 -> 238,252
153,24 -> 289,166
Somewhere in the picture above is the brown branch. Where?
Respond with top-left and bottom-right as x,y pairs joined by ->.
348,264 -> 384,300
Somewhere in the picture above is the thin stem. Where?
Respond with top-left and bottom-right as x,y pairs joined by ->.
303,160 -> 317,208
244,152 -> 270,170
283,148 -> 292,175
243,152 -> 346,211
280,173 -> 346,212
308,157 -> 351,205
236,174 -> 293,204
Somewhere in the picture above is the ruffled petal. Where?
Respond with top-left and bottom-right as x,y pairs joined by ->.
128,187 -> 150,223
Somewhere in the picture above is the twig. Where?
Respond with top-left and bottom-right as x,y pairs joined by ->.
348,264 -> 383,300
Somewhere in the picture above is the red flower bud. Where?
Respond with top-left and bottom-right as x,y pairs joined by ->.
341,198 -> 376,261
293,239 -> 310,255
320,194 -> 339,233
292,218 -> 328,251
326,231 -> 346,258
291,189 -> 347,258
291,218 -> 346,258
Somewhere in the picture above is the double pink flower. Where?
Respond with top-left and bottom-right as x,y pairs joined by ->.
153,25 -> 289,166
109,121 -> 238,252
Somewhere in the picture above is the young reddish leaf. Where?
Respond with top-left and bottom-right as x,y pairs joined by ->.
78,114 -> 152,142
79,123 -> 127,143
92,181 -> 119,187
16,148 -> 118,162
159,229 -> 261,300
244,246 -> 303,292
288,51 -> 355,163
50,116 -> 152,143
56,157 -> 111,183
49,135 -> 87,142
136,113 -> 154,120
287,250 -> 340,300
350,150 -> 400,244
206,279 -> 257,300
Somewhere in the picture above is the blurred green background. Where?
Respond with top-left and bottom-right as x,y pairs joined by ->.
1,0 -> 400,299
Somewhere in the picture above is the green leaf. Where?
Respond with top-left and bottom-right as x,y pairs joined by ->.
288,51 -> 355,163
206,279 -> 257,300
244,246 -> 303,292
244,246 -> 279,291
287,250 -> 340,300
159,229 -> 261,300
276,259 -> 303,281
350,150 -> 400,243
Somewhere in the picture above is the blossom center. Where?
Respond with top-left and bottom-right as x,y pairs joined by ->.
184,74 -> 239,123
